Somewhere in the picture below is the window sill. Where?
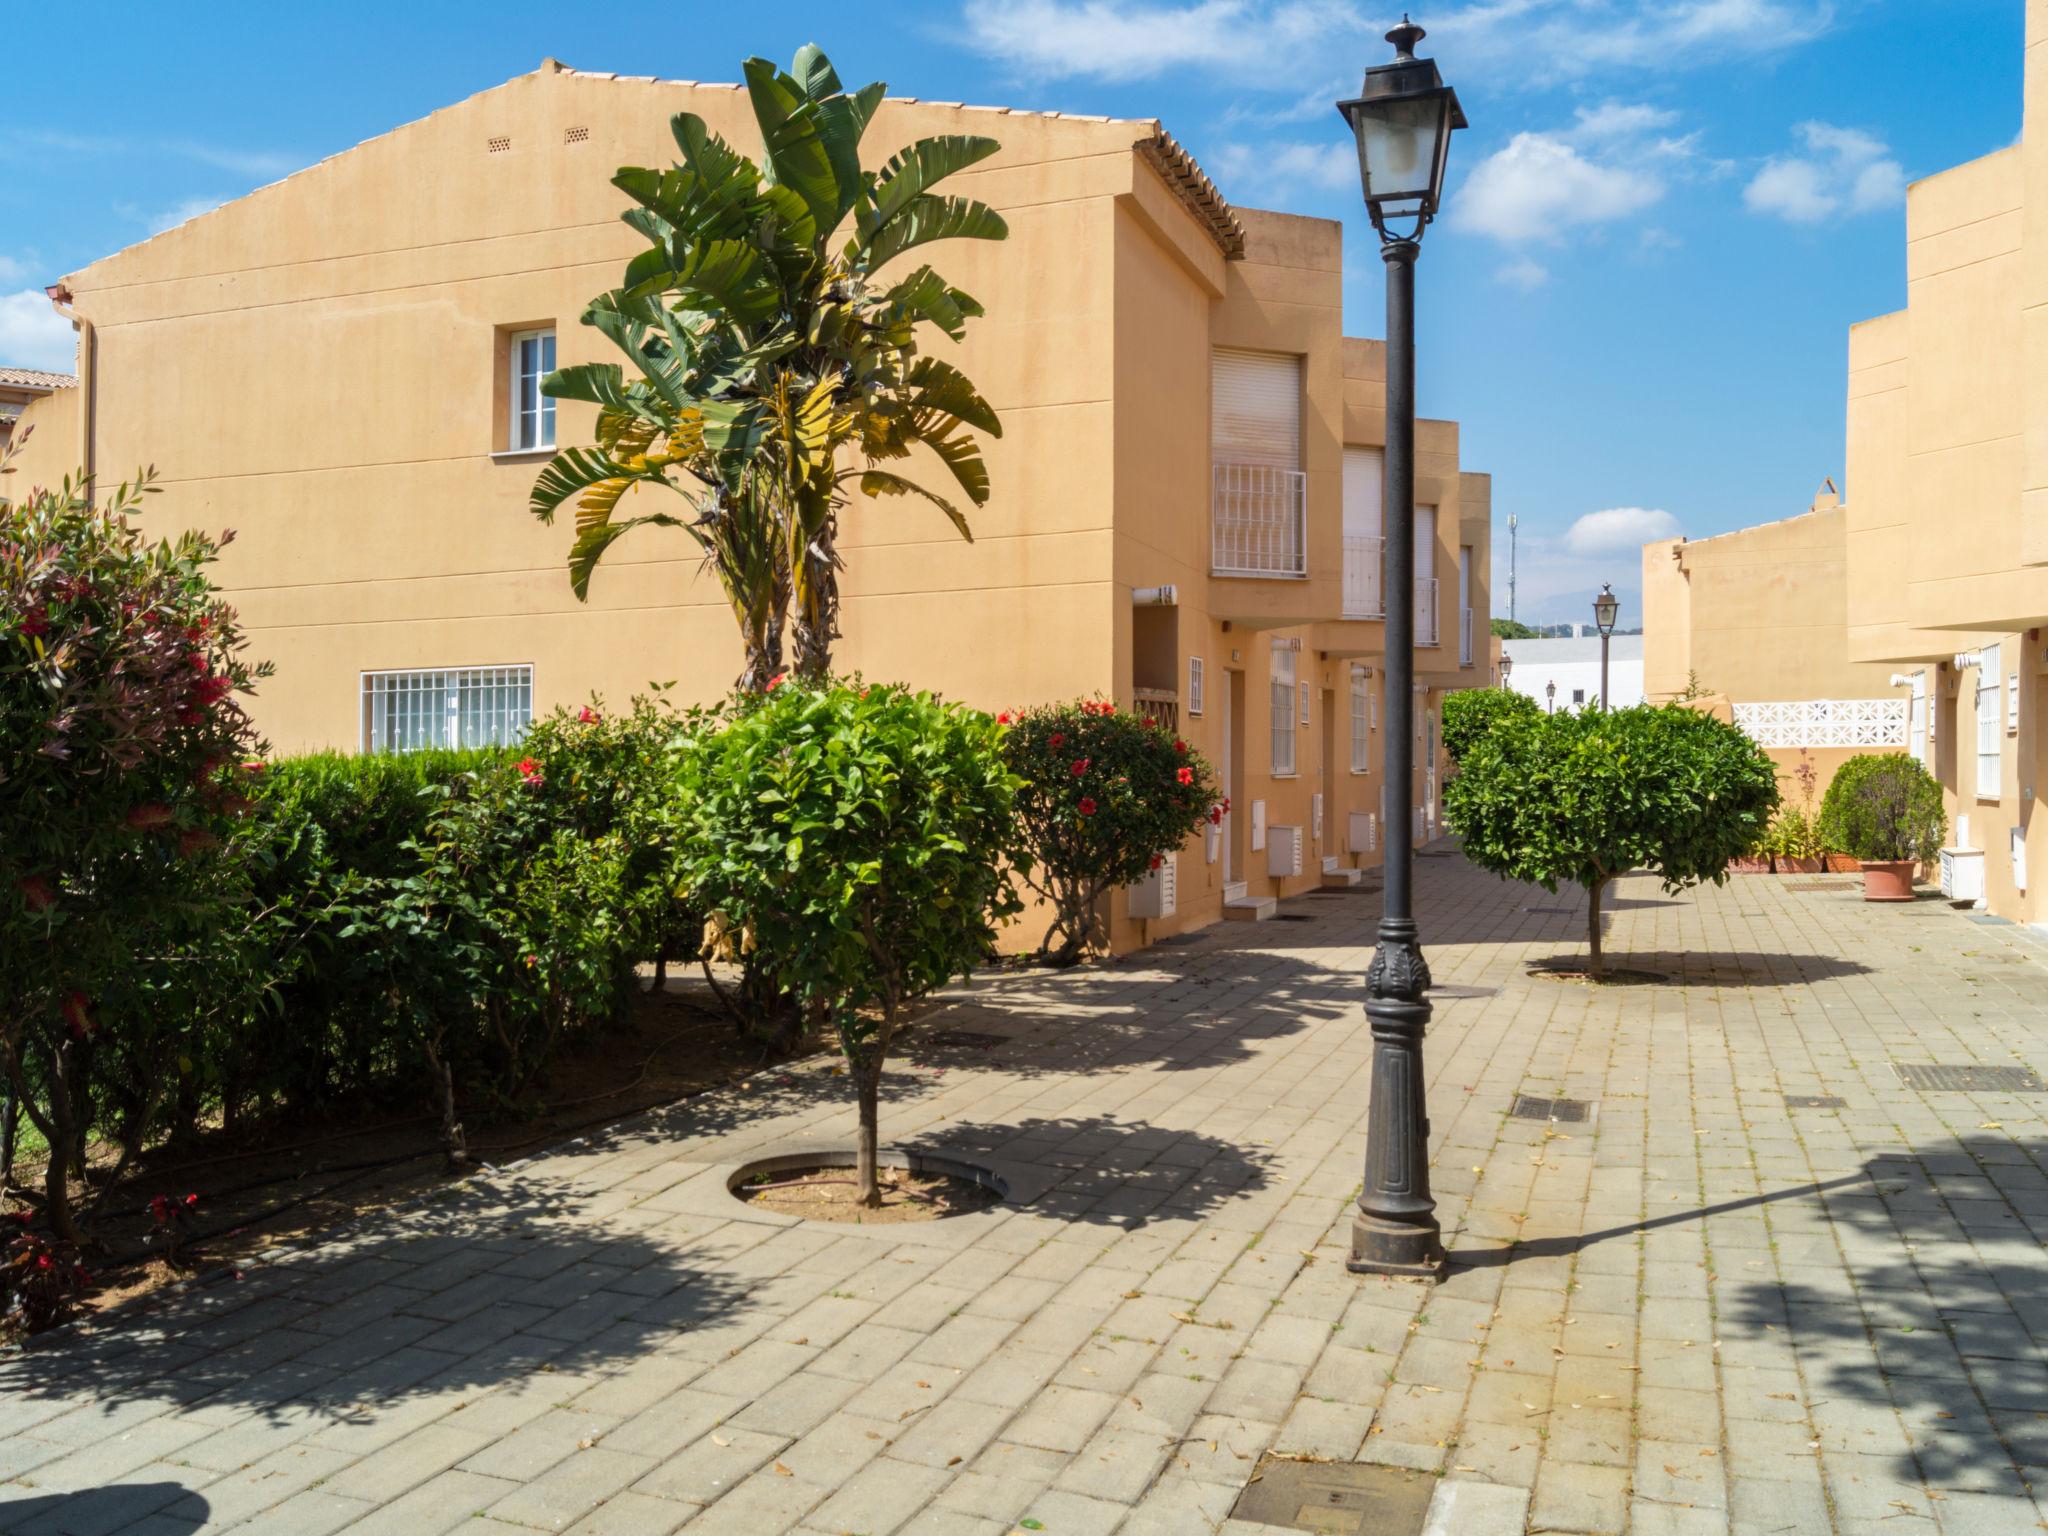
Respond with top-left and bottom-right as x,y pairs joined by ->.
490,446 -> 557,462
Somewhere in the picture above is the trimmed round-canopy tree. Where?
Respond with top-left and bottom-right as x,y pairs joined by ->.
1442,685 -> 1540,766
1817,752 -> 1945,866
672,681 -> 1020,1206
1003,701 -> 1220,966
1443,703 -> 1779,979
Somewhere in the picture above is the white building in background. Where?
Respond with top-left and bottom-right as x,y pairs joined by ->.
1503,635 -> 1645,714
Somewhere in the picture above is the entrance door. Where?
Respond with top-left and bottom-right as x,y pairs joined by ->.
1319,687 -> 1336,854
1226,669 -> 1247,882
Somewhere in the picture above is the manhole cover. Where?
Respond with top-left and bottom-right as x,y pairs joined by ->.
920,1029 -> 1008,1049
1894,1063 -> 2045,1093
1230,1456 -> 1435,1534
1512,1094 -> 1592,1123
1786,1094 -> 1847,1109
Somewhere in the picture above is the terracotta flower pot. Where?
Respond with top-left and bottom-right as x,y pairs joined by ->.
1729,856 -> 1769,874
1777,856 -> 1823,874
1825,853 -> 1861,874
1860,859 -> 1917,902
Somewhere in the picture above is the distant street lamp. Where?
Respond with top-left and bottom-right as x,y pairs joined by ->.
1337,13 -> 1466,1280
1546,680 -> 1557,714
1500,651 -> 1513,688
1593,583 -> 1619,709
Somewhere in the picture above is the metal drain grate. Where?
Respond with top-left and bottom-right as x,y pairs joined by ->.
1231,1456 -> 1435,1534
1783,879 -> 1859,892
1522,905 -> 1577,914
1786,1094 -> 1848,1109
1271,913 -> 1316,922
921,1029 -> 1008,1050
1895,1063 -> 2045,1093
1512,1094 -> 1592,1123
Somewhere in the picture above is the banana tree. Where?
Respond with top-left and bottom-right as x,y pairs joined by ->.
531,44 -> 1006,685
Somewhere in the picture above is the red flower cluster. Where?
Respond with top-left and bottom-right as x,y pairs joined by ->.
1176,767 -> 1194,786
125,802 -> 175,831
1149,853 -> 1163,870
1080,700 -> 1116,717
1047,732 -> 1065,750
766,673 -> 787,692
59,991 -> 97,1040
995,710 -> 1015,725
1070,758 -> 1090,777
148,1193 -> 199,1226
1173,738 -> 1188,755
577,705 -> 601,725
515,757 -> 543,784
1077,797 -> 1098,817
18,606 -> 48,639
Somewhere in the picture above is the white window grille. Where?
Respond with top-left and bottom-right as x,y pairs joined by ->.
1299,680 -> 1310,725
2008,672 -> 2021,734
1908,673 -> 1928,766
1213,349 -> 1306,577
510,329 -> 556,451
1342,446 -> 1385,618
1350,668 -> 1371,773
1271,644 -> 1297,777
1415,505 -> 1439,645
1732,698 -> 1909,749
1978,645 -> 2002,798
1188,655 -> 1205,716
362,665 -> 533,753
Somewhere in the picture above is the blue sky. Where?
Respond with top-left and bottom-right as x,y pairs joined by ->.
1,1 -> 2025,624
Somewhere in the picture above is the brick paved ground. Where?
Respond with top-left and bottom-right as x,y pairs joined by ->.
4,852 -> 2048,1535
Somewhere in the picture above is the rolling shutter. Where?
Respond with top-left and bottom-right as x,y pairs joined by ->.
1212,349 -> 1301,469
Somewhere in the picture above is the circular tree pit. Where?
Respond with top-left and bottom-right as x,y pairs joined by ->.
728,1149 -> 1006,1224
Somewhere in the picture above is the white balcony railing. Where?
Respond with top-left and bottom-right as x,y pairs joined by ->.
1459,605 -> 1474,666
1342,535 -> 1384,618
1212,462 -> 1307,577
1416,577 -> 1440,646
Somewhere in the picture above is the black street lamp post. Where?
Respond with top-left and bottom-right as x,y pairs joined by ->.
1337,15 -> 1465,1278
1500,652 -> 1513,689
1547,680 -> 1556,714
1593,583 -> 1619,709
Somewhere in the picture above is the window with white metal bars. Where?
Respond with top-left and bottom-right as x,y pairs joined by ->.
1270,645 -> 1297,777
1908,673 -> 1927,766
363,665 -> 533,753
1350,669 -> 1370,773
1977,644 -> 2002,799
1188,655 -> 1205,716
510,330 -> 556,451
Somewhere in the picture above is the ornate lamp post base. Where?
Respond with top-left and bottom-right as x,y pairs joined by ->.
1347,918 -> 1443,1276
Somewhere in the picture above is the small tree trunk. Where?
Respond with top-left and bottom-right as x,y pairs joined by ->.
422,1034 -> 467,1173
855,1064 -> 881,1209
42,1041 -> 86,1247
1586,876 -> 1607,982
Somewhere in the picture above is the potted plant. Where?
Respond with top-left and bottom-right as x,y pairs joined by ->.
1817,753 -> 1945,902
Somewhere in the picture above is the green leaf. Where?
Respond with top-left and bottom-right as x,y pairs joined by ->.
860,193 -> 1007,270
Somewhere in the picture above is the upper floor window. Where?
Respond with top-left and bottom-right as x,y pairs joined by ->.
363,664 -> 533,753
510,329 -> 556,451
1350,668 -> 1371,773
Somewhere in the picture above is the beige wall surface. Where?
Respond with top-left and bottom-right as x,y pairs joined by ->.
49,61 -> 1489,952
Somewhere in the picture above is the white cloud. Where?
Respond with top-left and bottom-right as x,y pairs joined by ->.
0,290 -> 77,373
1744,120 -> 1904,224
958,0 -> 1834,88
145,197 -> 228,236
1497,256 -> 1549,290
1570,102 -> 1679,140
1456,130 -> 1664,244
1210,138 -> 1355,201
0,256 -> 28,285
1564,506 -> 1681,555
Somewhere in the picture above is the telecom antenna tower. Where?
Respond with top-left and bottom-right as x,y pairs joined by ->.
1508,512 -> 1518,622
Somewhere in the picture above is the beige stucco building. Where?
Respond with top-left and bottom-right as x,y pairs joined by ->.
12,60 -> 1493,950
1642,1 -> 2048,922
0,367 -> 74,457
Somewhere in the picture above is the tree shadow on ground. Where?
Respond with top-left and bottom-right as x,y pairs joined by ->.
1525,950 -> 1875,988
0,1181 -> 749,1426
1450,1135 -> 2048,1497
910,1114 -> 1276,1230
1722,1134 -> 2048,1496
0,1482 -> 205,1535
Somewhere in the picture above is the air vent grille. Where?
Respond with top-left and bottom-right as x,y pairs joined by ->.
487,135 -> 512,153
564,125 -> 590,144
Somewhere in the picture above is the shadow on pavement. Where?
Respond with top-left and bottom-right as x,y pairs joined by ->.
914,1114 -> 1275,1230
0,1182 -> 749,1426
0,1482 -> 206,1535
1725,1135 -> 2048,1494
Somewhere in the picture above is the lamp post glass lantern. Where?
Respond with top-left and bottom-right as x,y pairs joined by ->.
1338,14 -> 1465,1279
1500,652 -> 1513,687
1594,583 -> 1619,709
1547,680 -> 1556,713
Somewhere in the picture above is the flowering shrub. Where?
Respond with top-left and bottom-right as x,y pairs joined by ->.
674,681 -> 1021,1205
1,460 -> 268,1242
1002,700 -> 1220,965
2,1213 -> 94,1334
147,1192 -> 200,1267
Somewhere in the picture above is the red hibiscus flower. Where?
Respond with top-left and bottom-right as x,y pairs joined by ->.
1077,797 -> 1097,816
1048,733 -> 1065,750
515,757 -> 543,784
1174,739 -> 1188,755
1176,767 -> 1194,786
1070,758 -> 1091,777
995,711 -> 1013,725
578,705 -> 601,724
1149,854 -> 1163,870
766,673 -> 787,691
1209,806 -> 1224,826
